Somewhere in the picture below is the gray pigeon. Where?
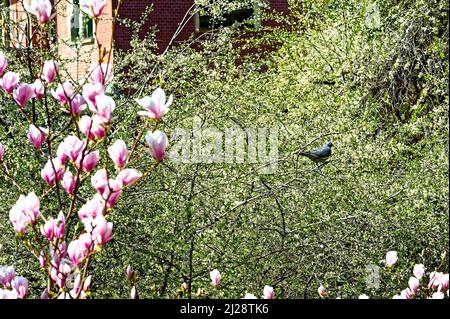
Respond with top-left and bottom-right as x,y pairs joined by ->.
299,142 -> 333,164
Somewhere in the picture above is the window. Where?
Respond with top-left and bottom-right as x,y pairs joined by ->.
195,1 -> 263,32
69,0 -> 94,41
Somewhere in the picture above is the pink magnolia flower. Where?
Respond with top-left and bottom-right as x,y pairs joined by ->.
440,274 -> 449,291
40,288 -> 49,299
67,239 -> 89,267
243,293 -> 257,299
0,266 -> 16,288
0,289 -> 19,299
80,0 -> 107,18
51,81 -> 74,105
27,124 -> 47,149
62,136 -> 86,162
263,285 -> 275,299
82,82 -> 104,109
78,194 -> 104,221
385,251 -> 398,267
94,94 -> 115,123
210,269 -> 221,287
413,264 -> 425,280
62,170 -> 76,195
108,139 -> 128,168
91,215 -> 113,246
9,193 -> 40,234
70,94 -> 86,115
54,212 -> 66,239
91,169 -> 109,194
39,251 -> 46,268
428,272 -> 444,289
57,141 -> 68,164
408,277 -> 420,294
117,169 -> 142,187
101,178 -> 122,208
79,115 -> 106,140
24,0 -> 53,24
145,130 -> 168,162
431,291 -> 444,299
137,87 -> 172,120
89,63 -> 113,85
77,150 -> 100,173
33,79 -> 45,100
0,141 -> 4,162
318,284 -> 326,298
42,60 -> 58,83
0,51 -> 7,76
11,276 -> 28,299
13,83 -> 35,108
130,286 -> 137,299
0,71 -> 19,94
41,157 -> 64,186
41,218 -> 56,240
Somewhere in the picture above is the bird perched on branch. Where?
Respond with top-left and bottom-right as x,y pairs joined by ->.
299,142 -> 333,165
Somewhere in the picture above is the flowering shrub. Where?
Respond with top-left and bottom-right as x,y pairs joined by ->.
0,1 -> 170,299
317,251 -> 449,299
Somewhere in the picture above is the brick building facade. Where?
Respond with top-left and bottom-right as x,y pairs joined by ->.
4,1 -> 288,79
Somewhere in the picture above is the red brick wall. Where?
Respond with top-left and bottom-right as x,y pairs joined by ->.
55,0 -> 114,82
114,0 -> 288,53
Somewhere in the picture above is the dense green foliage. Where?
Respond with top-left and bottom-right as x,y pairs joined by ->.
1,0 -> 448,299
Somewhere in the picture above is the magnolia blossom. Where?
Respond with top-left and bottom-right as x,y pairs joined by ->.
82,82 -> 104,109
108,139 -> 128,168
91,168 -> 109,194
0,71 -> 19,94
33,79 -> 45,100
67,237 -> 90,267
79,115 -> 106,140
0,51 -> 7,76
11,276 -> 28,299
80,0 -> 107,18
70,94 -> 86,115
137,87 -> 172,120
0,141 -> 4,162
431,291 -> 445,299
13,83 -> 35,108
318,284 -> 326,298
243,293 -> 257,299
42,60 -> 58,83
63,136 -> 86,162
27,124 -> 47,149
89,63 -> 113,85
62,170 -> 76,195
51,81 -> 74,105
9,192 -> 40,234
41,157 -> 64,186
428,272 -> 443,289
126,265 -> 135,281
130,286 -> 137,299
263,285 -> 275,299
358,294 -> 369,299
145,130 -> 168,162
408,277 -> 420,294
101,178 -> 123,208
94,94 -> 115,123
117,169 -> 142,187
0,266 -> 16,288
385,251 -> 398,267
76,150 -> 100,173
210,269 -> 221,287
413,264 -> 425,280
24,0 -> 53,24
78,194 -> 104,221
91,215 -> 113,246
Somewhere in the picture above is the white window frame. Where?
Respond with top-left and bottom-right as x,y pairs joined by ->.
68,0 -> 95,42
